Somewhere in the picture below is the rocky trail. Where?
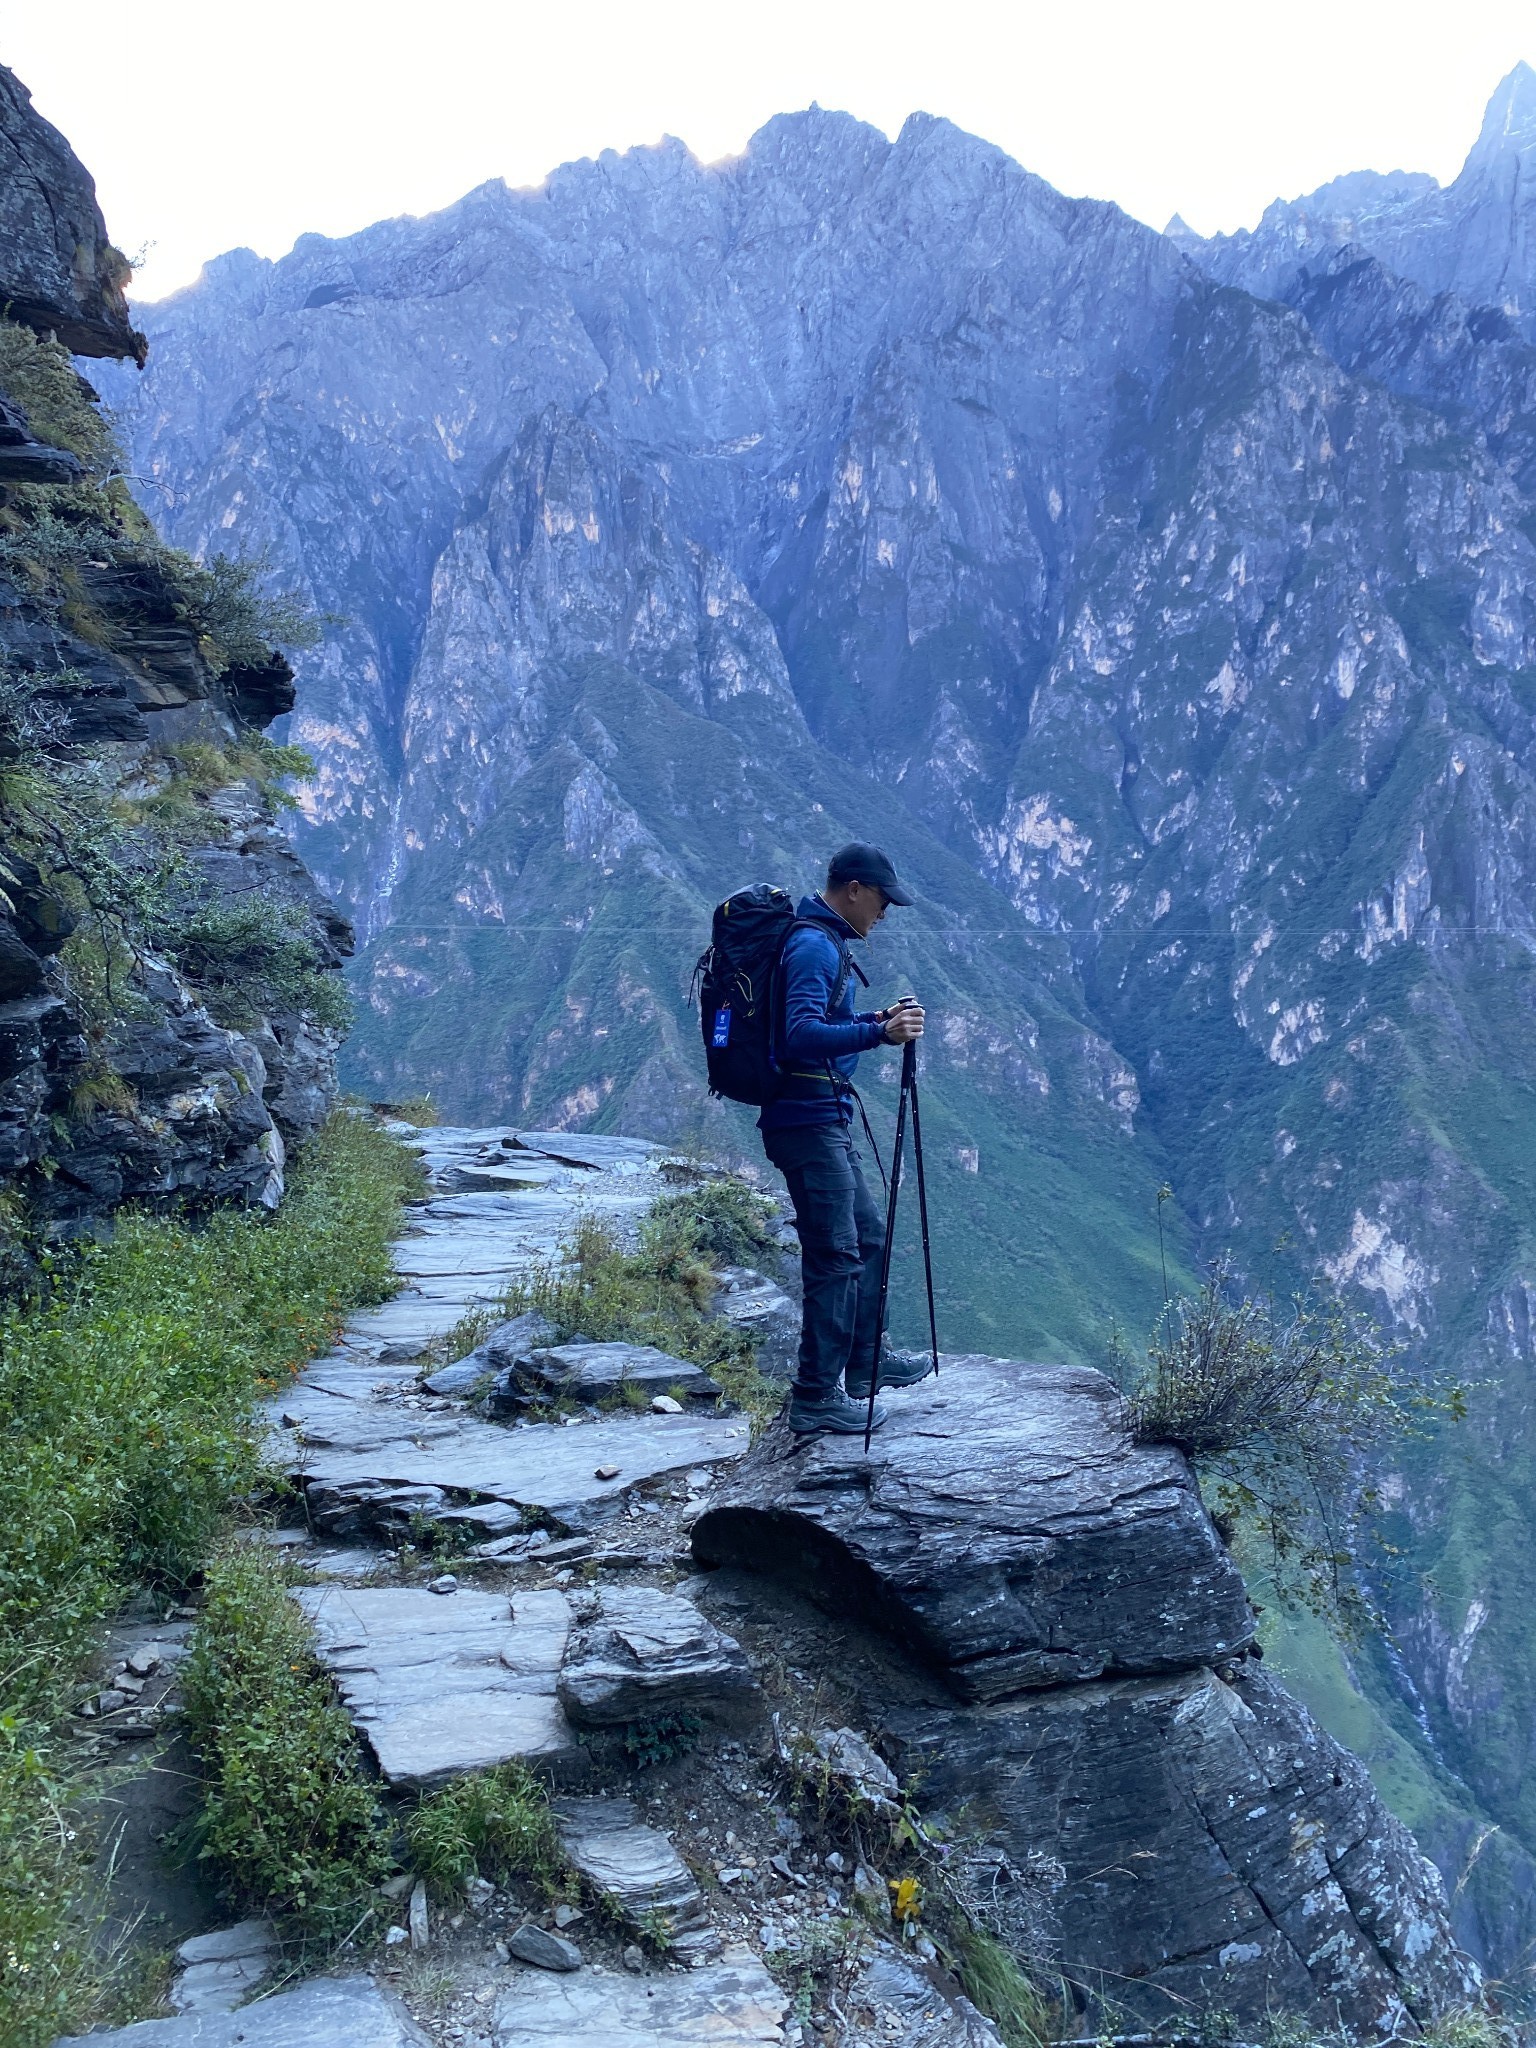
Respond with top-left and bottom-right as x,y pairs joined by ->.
57,1123 -> 1486,2048
60,1126 -> 1009,2048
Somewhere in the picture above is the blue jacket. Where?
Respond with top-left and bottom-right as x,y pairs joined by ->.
758,895 -> 887,1130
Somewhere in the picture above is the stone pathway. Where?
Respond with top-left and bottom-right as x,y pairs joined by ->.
63,1122 -> 1017,2048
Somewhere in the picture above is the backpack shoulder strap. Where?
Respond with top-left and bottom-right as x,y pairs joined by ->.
783,917 -> 857,1010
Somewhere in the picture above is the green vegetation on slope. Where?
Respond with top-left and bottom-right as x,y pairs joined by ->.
0,1113 -> 420,2048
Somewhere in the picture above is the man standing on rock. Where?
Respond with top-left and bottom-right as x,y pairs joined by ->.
760,844 -> 931,1437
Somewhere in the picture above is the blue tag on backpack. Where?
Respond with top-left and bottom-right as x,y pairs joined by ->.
711,1007 -> 732,1048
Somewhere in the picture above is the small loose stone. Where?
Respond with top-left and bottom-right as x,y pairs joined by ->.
650,1395 -> 683,1414
595,1464 -> 622,1481
507,1922 -> 582,1972
622,1944 -> 645,1972
429,1573 -> 458,1595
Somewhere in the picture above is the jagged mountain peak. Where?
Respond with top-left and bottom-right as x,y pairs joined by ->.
1463,58 -> 1536,170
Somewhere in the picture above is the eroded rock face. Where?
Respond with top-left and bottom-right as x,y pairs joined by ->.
692,1358 -> 1255,1699
889,1664 -> 1482,2033
0,64 -> 144,361
0,70 -> 348,1256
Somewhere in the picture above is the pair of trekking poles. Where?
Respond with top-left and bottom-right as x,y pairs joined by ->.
862,1028 -> 940,1450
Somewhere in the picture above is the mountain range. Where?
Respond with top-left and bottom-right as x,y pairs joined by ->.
98,61 -> 1536,1974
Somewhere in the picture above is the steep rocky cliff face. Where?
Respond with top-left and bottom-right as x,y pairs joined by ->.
102,70 -> 1536,1972
696,1360 -> 1482,2033
0,65 -> 348,1265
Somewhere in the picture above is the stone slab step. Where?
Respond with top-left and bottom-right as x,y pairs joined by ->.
284,1411 -> 751,1533
51,1973 -> 430,2047
557,1588 -> 760,1727
488,1944 -> 785,2043
293,1584 -> 579,1788
170,1920 -> 277,2016
513,1131 -> 663,1171
844,1953 -> 1007,2048
553,1796 -> 720,1961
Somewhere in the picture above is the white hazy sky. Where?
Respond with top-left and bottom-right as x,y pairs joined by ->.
6,0 -> 1532,302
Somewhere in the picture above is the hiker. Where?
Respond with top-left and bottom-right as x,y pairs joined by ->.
759,844 -> 931,1436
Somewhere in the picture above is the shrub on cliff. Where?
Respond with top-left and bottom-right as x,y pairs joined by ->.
158,894 -> 353,1032
1121,1261 -> 1463,1627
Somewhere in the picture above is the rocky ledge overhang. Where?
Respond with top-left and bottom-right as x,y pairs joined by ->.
693,1358 -> 1483,2035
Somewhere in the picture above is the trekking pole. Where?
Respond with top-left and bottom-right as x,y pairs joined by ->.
866,1038 -> 912,1452
906,1055 -> 940,1381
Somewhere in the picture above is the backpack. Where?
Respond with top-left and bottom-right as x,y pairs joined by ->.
692,884 -> 853,1105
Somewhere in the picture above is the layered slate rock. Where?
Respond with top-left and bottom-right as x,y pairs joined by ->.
292,1585 -> 579,1787
710,1268 -> 800,1385
53,1974 -> 431,2047
489,1944 -> 786,2044
557,1587 -> 760,1726
692,1358 -> 1254,1699
553,1796 -> 720,1961
170,1921 -> 277,2016
283,1403 -> 749,1533
488,1339 -> 720,1413
887,1663 -> 1483,2034
425,1310 -> 557,1394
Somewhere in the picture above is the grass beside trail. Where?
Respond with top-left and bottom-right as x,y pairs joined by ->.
0,1112 -> 420,2048
500,1176 -> 786,1428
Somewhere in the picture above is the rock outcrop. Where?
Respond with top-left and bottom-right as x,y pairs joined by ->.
0,67 -> 348,1254
694,1357 -> 1255,1700
0,64 -> 144,361
695,1363 -> 1482,2033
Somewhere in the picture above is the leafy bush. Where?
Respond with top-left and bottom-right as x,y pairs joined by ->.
161,549 -> 321,676
0,1113 -> 417,1716
157,894 -> 352,1032
390,1095 -> 441,1128
405,1763 -> 569,1899
614,1711 -> 701,1769
0,1723 -> 93,2048
155,736 -> 317,815
1121,1262 -> 1463,1627
0,1113 -> 418,2045
182,1544 -> 391,1932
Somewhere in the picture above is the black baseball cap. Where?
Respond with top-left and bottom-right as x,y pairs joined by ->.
826,842 -> 914,906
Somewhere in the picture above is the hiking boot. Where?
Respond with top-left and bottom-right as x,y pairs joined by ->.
845,1348 -> 937,1399
787,1387 -> 889,1436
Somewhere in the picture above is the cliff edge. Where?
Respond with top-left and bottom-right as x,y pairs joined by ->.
695,1360 -> 1483,2034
